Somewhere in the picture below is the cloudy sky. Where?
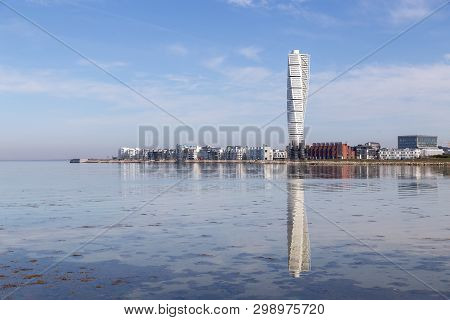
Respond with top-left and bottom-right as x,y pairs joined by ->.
0,0 -> 449,159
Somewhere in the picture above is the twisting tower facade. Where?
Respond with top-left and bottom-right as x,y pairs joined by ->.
287,50 -> 310,160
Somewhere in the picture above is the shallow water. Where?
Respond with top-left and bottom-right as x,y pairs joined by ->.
0,162 -> 449,299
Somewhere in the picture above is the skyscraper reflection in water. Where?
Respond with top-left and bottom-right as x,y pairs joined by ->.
287,172 -> 311,278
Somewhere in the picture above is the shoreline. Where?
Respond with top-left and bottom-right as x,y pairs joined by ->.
70,159 -> 450,166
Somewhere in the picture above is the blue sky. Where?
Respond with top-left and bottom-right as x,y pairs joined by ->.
0,0 -> 449,159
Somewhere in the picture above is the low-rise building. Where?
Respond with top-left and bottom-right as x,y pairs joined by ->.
187,146 -> 201,160
197,146 -> 224,160
248,146 -> 273,161
148,148 -> 176,160
225,146 -> 247,160
273,149 -> 288,160
379,148 -> 421,160
176,145 -> 201,160
138,148 -> 150,159
421,148 -> 444,157
118,147 -> 140,159
354,142 -> 380,160
365,142 -> 381,150
306,143 -> 355,160
438,146 -> 450,155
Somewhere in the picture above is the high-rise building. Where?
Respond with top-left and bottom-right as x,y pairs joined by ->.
287,49 -> 310,160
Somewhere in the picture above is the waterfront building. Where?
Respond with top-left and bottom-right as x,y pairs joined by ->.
187,146 -> 201,160
197,146 -> 212,160
438,146 -> 450,155
118,147 -> 140,159
354,142 -> 380,160
421,148 -> 444,157
398,135 -> 438,149
306,142 -> 355,160
69,159 -> 88,163
197,146 -> 224,160
365,142 -> 381,150
273,149 -> 288,160
148,148 -> 176,161
224,146 -> 247,160
137,148 -> 150,159
287,49 -> 310,160
378,148 -> 421,160
248,146 -> 273,161
176,145 -> 201,161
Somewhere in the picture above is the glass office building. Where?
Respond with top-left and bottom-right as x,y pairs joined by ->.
398,135 -> 438,149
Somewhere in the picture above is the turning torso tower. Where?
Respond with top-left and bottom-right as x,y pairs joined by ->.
287,50 -> 310,160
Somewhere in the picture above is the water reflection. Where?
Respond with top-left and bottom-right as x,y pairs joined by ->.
287,166 -> 311,278
397,180 -> 438,198
119,163 -> 449,181
1,161 -> 449,299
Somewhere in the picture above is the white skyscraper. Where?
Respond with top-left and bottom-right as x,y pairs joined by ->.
287,50 -> 310,159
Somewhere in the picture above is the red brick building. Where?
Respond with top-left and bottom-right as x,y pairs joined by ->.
306,143 -> 356,160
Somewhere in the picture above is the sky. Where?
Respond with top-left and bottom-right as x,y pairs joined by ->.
0,0 -> 449,159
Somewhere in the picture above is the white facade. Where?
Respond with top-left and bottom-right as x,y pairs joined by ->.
287,49 -> 310,149
421,148 -> 444,157
176,145 -> 201,160
198,146 -> 224,160
186,146 -> 201,160
225,146 -> 247,160
118,147 -> 141,159
379,148 -> 421,160
273,149 -> 288,160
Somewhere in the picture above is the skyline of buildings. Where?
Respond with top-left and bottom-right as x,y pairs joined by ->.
117,138 -> 447,161
116,51 -> 447,162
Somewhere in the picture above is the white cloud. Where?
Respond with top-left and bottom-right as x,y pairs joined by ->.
306,63 -> 450,145
167,44 -> 188,56
26,0 -> 85,5
0,63 -> 280,125
0,18 -> 42,38
444,53 -> 450,61
77,59 -> 128,69
164,74 -> 206,90
1,60 -> 449,156
0,66 -> 136,106
226,0 -> 338,26
226,0 -> 254,7
203,55 -> 227,69
237,46 -> 262,61
389,0 -> 431,23
26,0 -> 95,5
224,66 -> 272,84
311,63 -> 450,118
276,2 -> 338,26
203,54 -> 273,85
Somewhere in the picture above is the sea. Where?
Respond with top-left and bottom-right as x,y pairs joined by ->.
0,161 -> 449,299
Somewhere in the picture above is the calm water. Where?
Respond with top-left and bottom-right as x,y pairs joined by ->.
0,162 -> 449,299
